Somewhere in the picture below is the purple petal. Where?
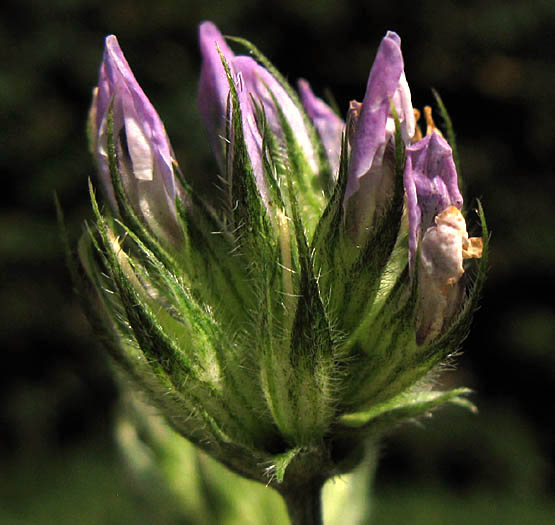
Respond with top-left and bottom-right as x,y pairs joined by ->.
233,56 -> 318,173
298,79 -> 344,178
404,132 -> 463,274
388,72 -> 415,143
102,36 -> 175,191
92,35 -> 181,241
344,32 -> 403,202
198,21 -> 236,168
344,31 -> 414,205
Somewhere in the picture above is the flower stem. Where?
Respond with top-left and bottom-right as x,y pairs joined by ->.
282,479 -> 324,525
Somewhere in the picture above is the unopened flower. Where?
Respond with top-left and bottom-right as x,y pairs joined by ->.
89,35 -> 182,243
344,31 -> 415,239
74,22 -> 488,522
236,56 -> 319,172
403,122 -> 483,343
198,22 -> 320,185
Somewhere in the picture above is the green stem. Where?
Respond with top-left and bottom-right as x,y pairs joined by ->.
282,478 -> 324,525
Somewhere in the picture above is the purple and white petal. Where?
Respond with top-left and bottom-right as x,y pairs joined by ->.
345,31 -> 406,204
91,35 -> 181,241
404,131 -> 463,274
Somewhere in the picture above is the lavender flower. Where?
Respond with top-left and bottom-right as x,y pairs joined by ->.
404,131 -> 463,271
90,35 -> 181,242
404,130 -> 482,343
344,31 -> 415,238
197,21 -> 323,222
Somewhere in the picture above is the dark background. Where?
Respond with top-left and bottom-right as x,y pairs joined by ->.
1,0 -> 554,522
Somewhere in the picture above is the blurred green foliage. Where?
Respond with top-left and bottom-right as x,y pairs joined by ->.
1,0 -> 554,523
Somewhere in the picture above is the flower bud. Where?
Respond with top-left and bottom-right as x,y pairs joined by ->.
198,21 -> 320,179
198,22 -> 274,213
91,35 -> 182,243
404,131 -> 482,343
344,31 -> 415,239
197,22 -> 328,231
234,56 -> 319,175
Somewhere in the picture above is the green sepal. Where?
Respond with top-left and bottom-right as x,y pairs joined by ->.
310,129 -> 349,302
318,104 -> 406,334
58,195 -> 137,381
79,196 -> 278,482
125,211 -> 275,444
79,189 -> 270,471
89,181 -> 267,445
75,191 -> 216,441
218,48 -> 273,248
268,447 -> 302,484
265,156 -> 335,445
250,96 -> 287,211
341,266 -> 419,410
287,168 -> 333,363
175,195 -> 252,325
338,387 -> 475,432
213,60 -> 333,445
60,193 -> 147,380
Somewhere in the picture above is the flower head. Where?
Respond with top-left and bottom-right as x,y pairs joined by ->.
76,23 -> 488,504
